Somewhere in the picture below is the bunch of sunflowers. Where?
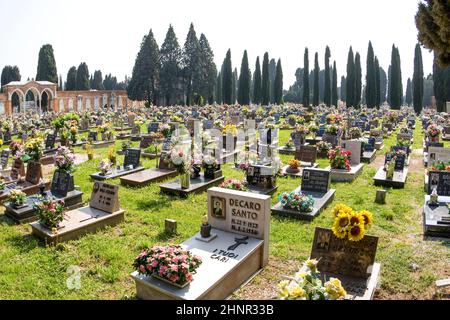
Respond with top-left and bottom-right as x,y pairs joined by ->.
331,204 -> 373,242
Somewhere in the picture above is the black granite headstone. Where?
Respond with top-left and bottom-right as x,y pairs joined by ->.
124,148 -> 141,168
301,168 -> 330,194
88,131 -> 98,141
51,170 -> 74,198
428,171 -> 450,196
45,134 -> 56,149
1,150 -> 9,169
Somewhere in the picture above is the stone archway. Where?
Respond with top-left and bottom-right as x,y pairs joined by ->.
24,87 -> 41,113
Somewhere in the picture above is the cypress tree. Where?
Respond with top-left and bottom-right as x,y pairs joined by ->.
273,58 -> 283,104
261,52 -> 270,105
183,23 -> 201,105
232,68 -> 238,104
199,34 -> 217,105
340,76 -> 346,102
324,46 -> 331,106
366,41 -> 377,108
222,49 -> 233,104
269,59 -> 277,103
355,52 -> 362,107
59,74 -> 63,91
389,45 -> 403,109
332,61 -> 338,107
215,72 -> 222,104
160,25 -> 182,106
405,78 -> 413,106
379,66 -> 387,105
238,50 -> 251,105
313,52 -> 320,106
66,67 -> 77,91
346,47 -> 355,107
374,57 -> 381,106
36,44 -> 58,83
433,56 -> 450,112
413,43 -> 424,114
76,62 -> 90,90
302,48 -> 310,107
253,57 -> 262,105
92,70 -> 104,90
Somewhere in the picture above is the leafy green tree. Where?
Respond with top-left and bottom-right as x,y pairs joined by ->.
160,25 -> 182,106
413,43 -> 424,113
332,61 -> 338,107
238,50 -> 251,105
65,67 -> 77,91
222,49 -> 233,104
313,52 -> 319,106
261,52 -> 270,105
76,62 -> 90,90
415,0 -> 450,67
199,34 -> 217,104
1,65 -> 21,89
128,29 -> 160,105
36,44 -> 58,83
302,48 -> 310,107
346,47 -> 355,107
324,46 -> 331,106
365,41 -> 377,108
92,70 -> 104,90
355,52 -> 362,107
253,57 -> 262,105
273,59 -> 283,104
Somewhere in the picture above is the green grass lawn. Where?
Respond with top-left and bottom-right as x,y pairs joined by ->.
0,121 -> 449,300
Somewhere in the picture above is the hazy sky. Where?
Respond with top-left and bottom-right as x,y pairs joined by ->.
0,0 -> 433,91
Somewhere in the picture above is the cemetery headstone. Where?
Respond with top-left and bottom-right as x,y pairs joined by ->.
295,145 -> 317,164
1,150 -> 10,169
124,148 -> 141,169
51,170 -> 73,198
90,182 -> 120,213
301,168 -> 330,194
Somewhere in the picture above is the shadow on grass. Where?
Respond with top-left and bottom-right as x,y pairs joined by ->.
0,214 -> 17,227
136,197 -> 171,212
423,236 -> 450,247
155,231 -> 179,242
4,234 -> 40,253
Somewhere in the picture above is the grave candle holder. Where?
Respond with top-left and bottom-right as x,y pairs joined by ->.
200,215 -> 211,238
39,179 -> 47,197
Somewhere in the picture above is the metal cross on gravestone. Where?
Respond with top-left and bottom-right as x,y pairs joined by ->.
227,236 -> 249,251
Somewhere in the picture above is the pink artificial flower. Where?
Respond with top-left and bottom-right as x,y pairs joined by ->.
139,265 -> 146,273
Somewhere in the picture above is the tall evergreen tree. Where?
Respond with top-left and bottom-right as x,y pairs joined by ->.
232,68 -> 238,104
261,53 -> 270,105
36,44 -> 58,84
374,57 -> 381,106
346,47 -> 355,107
313,52 -> 320,106
365,41 -> 377,108
59,74 -> 63,91
379,66 -> 387,105
238,50 -> 251,105
302,48 -> 310,107
160,25 -> 182,106
405,78 -> 413,106
92,70 -> 104,90
65,67 -> 77,91
128,29 -> 160,105
389,45 -> 403,109
1,65 -> 21,89
433,56 -> 450,112
76,63 -> 90,90
199,34 -> 217,104
268,59 -> 277,103
324,46 -> 331,106
355,52 -> 362,107
222,49 -> 233,104
340,76 -> 346,101
273,59 -> 283,104
182,23 -> 202,105
332,61 -> 338,107
215,72 -> 222,104
253,57 -> 262,105
103,74 -> 118,90
413,43 -> 424,114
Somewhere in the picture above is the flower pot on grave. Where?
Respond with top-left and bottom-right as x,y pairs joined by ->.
286,166 -> 300,174
200,223 -> 212,238
151,273 -> 192,289
191,165 -> 201,179
204,165 -> 221,180
180,172 -> 190,190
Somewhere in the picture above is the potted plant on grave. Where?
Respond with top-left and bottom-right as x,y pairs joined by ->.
133,245 -> 203,288
121,141 -> 131,153
287,114 -> 297,127
278,258 -> 347,300
54,146 -> 76,191
69,126 -> 78,144
86,142 -> 94,161
98,159 -> 112,176
349,127 -> 362,139
160,123 -> 172,138
33,197 -> 66,231
23,137 -> 44,177
190,153 -> 202,179
328,147 -> 352,171
429,160 -> 450,173
202,155 -> 221,180
316,141 -> 332,158
219,179 -> 248,191
60,129 -> 70,147
326,114 -> 337,124
427,124 -> 441,142
8,189 -> 27,209
286,159 -> 301,174
331,203 -> 373,242
166,147 -> 192,189
108,147 -> 117,167
308,123 -> 318,138
279,191 -> 315,213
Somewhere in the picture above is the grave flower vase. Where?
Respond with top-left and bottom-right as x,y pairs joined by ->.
152,273 -> 192,289
180,172 -> 190,190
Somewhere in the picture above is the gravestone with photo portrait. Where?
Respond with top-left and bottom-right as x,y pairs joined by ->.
45,134 -> 56,150
148,122 -> 159,134
124,148 -> 141,169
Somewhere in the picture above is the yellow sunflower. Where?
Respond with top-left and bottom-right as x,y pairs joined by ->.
348,224 -> 365,242
359,210 -> 373,229
332,213 -> 349,239
332,203 -> 352,217
349,211 -> 364,226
